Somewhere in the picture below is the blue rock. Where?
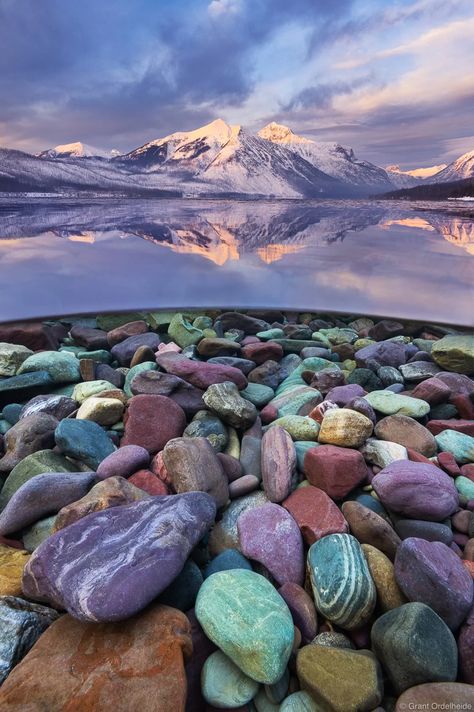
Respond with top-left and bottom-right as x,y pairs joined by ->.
55,419 -> 116,469
204,548 -> 253,578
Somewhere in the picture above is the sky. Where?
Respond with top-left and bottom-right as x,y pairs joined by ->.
0,0 -> 473,168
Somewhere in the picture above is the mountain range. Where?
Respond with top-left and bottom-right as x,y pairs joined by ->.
1,119 -> 472,199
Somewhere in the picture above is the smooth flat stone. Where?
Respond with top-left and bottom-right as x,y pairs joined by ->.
18,351 -> 80,384
261,426 -> 296,503
283,485 -> 348,545
318,409 -> 373,448
364,390 -> 430,418
55,418 -> 116,469
201,650 -> 259,707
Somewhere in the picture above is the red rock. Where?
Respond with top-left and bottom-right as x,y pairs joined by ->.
156,352 -> 247,390
426,419 -> 474,437
0,536 -> 24,550
0,322 -> 66,351
411,377 -> 452,405
342,501 -> 401,561
463,560 -> 474,578
259,404 -> 278,424
241,336 -> 260,345
241,342 -> 283,364
150,451 -> 173,487
283,485 -> 348,545
464,539 -> 474,560
0,604 -> 192,711
406,448 -> 437,465
461,464 -> 474,481
107,320 -> 148,347
121,394 -> 186,454
437,452 -> 462,477
303,445 -> 368,500
308,401 -> 338,424
128,469 -> 169,495
261,426 -> 296,503
452,510 -> 471,534
451,394 -> 474,420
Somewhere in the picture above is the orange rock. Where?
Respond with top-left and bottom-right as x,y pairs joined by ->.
462,560 -> 474,579
0,604 -> 192,711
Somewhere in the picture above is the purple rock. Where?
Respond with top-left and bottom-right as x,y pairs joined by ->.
394,519 -> 453,545
96,445 -> 150,480
395,538 -> 473,630
436,372 -> 474,397
111,333 -> 161,366
261,426 -> 296,503
156,352 -> 247,390
372,461 -> 459,521
355,341 -> 406,369
325,384 -> 366,406
0,472 -> 95,536
237,503 -> 304,585
345,397 -> 377,425
278,582 -> 318,643
22,492 -> 216,622
19,395 -> 77,421
130,371 -> 204,417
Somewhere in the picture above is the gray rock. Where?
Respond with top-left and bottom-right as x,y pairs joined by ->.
203,381 -> 257,430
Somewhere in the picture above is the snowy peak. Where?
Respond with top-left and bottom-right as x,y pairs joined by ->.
385,164 -> 447,180
258,122 -> 305,144
39,142 -> 111,159
432,149 -> 474,183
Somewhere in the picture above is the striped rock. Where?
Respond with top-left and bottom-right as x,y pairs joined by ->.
261,426 -> 296,502
22,492 -> 216,622
308,533 -> 376,629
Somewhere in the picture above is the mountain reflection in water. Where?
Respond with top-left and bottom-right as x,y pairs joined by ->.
0,198 -> 472,325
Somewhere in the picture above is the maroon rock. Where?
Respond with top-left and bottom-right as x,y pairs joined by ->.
283,485 -> 348,545
219,312 -> 269,334
0,414 -> 58,473
0,322 -> 66,351
325,383 -> 366,406
308,401 -> 338,424
394,538 -> 474,630
241,342 -> 283,364
121,394 -> 186,455
411,377 -> 452,405
130,370 -> 204,417
458,613 -> 474,683
406,448 -> 435,465
237,503 -> 304,585
261,426 -> 296,503
185,609 -> 218,712
368,320 -> 404,341
462,464 -> 474,481
96,445 -> 150,479
437,452 -> 462,477
228,474 -> 259,499
372,461 -> 459,521
156,352 -> 247,390
427,419 -> 474,437
310,369 -> 346,394
216,453 -> 242,482
278,582 -> 318,643
128,469 -> 169,495
111,333 -> 161,366
341,501 -> 401,561
107,320 -> 149,347
247,360 -> 281,390
451,394 -> 474,420
304,445 -> 368,500
436,372 -> 474,397
70,325 -> 108,350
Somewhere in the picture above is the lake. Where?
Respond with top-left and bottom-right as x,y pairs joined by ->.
0,198 -> 472,325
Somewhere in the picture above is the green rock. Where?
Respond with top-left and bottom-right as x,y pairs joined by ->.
256,328 -> 285,340
203,382 -> 257,430
0,450 -> 78,510
266,386 -> 321,419
295,441 -> 318,470
0,343 -> 33,377
22,515 -> 56,552
364,390 -> 430,418
146,310 -> 194,330
276,358 -> 338,395
195,570 -> 294,684
435,430 -> 474,464
354,338 -> 375,349
168,313 -> 204,348
240,383 -> 275,408
71,380 -> 117,404
201,650 -> 259,707
124,361 -> 157,398
371,602 -> 457,694
269,416 -> 319,441
454,476 -> 474,499
96,312 -> 144,330
18,351 -> 80,384
193,316 -> 213,330
76,350 -> 112,364
413,339 -> 434,353
55,419 -> 116,469
253,688 -> 280,711
319,328 -> 358,345
431,335 -> 474,375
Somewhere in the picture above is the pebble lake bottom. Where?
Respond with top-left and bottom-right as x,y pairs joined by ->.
0,308 -> 472,710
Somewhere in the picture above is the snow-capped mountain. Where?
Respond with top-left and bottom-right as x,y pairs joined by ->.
38,141 -> 117,159
118,119 -> 346,198
258,122 -> 393,191
384,166 -> 422,189
430,150 -> 474,183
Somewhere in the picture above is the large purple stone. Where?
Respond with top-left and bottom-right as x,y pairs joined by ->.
22,492 -> 216,622
372,461 -> 459,521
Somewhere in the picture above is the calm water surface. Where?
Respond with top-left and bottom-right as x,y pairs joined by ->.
0,198 -> 472,325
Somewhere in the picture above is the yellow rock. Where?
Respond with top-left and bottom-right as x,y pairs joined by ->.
362,543 -> 406,611
0,544 -> 30,596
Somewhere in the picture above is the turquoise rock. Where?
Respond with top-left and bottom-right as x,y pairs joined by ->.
0,450 -> 79,511
158,559 -> 203,611
195,570 -> 294,684
256,328 -> 285,340
71,380 -> 117,404
276,358 -> 339,395
1,404 -> 22,425
295,441 -> 318,470
435,430 -> 474,464
204,548 -> 252,578
280,691 -> 320,711
168,313 -> 204,348
240,383 -> 275,407
431,335 -> 474,375
201,650 -> 259,707
364,391 -> 430,418
269,416 -> 319,441
22,515 -> 56,552
0,372 -> 54,407
0,420 -> 10,435
18,351 -> 80,384
308,533 -> 376,629
124,361 -> 157,398
55,419 -> 116,469
50,384 -> 76,398
265,386 -> 321,419
59,346 -> 83,356
76,350 -> 112,364
454,476 -> 474,500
